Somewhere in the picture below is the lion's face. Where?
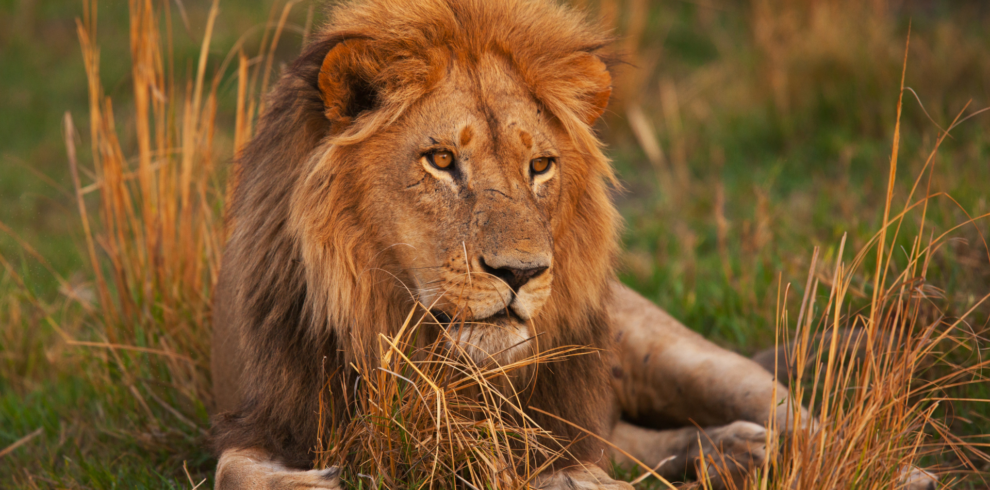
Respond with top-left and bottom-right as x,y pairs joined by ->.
291,4 -> 617,365
357,58 -> 572,355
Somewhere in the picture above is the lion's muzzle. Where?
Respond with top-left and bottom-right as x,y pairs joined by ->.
476,255 -> 551,321
422,257 -> 553,324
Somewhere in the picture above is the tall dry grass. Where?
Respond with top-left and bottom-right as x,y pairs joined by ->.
50,0 -> 292,439
665,32 -> 990,490
57,0 -> 224,436
68,0 -> 222,411
751,50 -> 990,489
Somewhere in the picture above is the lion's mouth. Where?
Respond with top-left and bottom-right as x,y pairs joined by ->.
429,308 -> 525,328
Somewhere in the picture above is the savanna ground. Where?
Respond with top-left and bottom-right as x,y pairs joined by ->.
1,0 -> 989,488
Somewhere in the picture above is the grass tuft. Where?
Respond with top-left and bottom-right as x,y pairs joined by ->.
313,308 -> 605,489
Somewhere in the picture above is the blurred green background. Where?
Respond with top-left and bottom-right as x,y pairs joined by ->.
1,0 -> 988,487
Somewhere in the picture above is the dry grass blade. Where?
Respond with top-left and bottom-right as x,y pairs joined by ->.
0,428 -> 43,460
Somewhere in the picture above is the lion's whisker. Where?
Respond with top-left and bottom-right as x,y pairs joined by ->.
372,242 -> 417,262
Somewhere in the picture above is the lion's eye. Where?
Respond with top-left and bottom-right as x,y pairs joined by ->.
427,150 -> 455,170
530,157 -> 554,175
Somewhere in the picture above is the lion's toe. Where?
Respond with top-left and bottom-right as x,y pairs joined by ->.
694,421 -> 770,490
707,421 -> 770,464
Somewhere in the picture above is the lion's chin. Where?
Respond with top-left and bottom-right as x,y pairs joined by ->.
433,310 -> 534,366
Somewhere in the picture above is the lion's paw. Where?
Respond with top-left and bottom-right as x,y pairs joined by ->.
900,466 -> 938,490
531,465 -> 634,490
693,421 -> 769,489
215,448 -> 343,490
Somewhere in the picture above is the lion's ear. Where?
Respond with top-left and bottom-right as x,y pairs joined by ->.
572,52 -> 612,125
318,40 -> 378,126
533,51 -> 612,126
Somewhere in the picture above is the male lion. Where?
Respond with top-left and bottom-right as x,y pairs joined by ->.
211,0 -> 804,488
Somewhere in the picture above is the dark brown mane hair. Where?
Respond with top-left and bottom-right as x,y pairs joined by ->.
212,0 -> 621,471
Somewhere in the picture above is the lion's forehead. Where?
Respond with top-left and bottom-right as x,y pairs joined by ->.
406,67 -> 559,166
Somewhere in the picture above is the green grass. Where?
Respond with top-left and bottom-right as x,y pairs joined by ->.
1,376 -> 209,488
2,0 -> 989,487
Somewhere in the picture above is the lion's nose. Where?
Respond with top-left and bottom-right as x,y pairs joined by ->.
479,257 -> 548,291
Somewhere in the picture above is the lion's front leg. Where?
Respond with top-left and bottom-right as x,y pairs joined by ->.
215,448 -> 342,490
609,420 -> 769,489
607,281 -> 808,430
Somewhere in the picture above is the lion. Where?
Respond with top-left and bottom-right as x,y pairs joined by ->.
207,0 -> 842,488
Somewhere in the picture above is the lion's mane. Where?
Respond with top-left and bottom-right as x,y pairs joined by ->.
212,0 -> 621,469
